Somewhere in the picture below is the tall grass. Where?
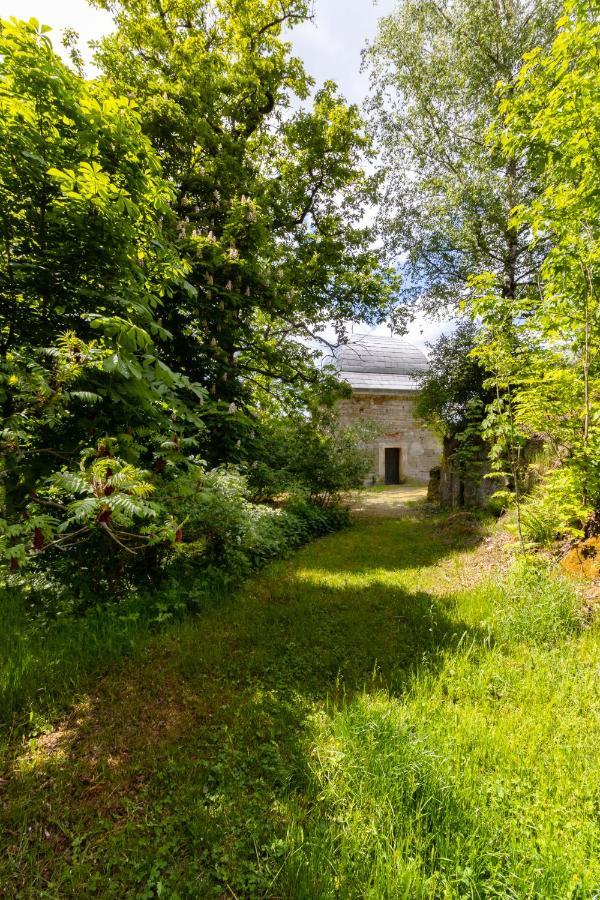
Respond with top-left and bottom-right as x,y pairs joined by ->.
0,502 -> 347,740
284,560 -> 598,899
0,587 -> 153,734
0,514 -> 597,897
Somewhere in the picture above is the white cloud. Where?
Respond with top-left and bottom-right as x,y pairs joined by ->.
0,0 -> 112,71
289,0 -> 396,105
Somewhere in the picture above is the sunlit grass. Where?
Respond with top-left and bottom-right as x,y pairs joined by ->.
288,630 -> 599,898
0,511 -> 598,897
0,587 -> 154,740
295,566 -> 419,588
282,536 -> 598,898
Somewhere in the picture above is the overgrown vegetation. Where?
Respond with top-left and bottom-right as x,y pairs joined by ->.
414,321 -> 494,487
0,7 -> 385,587
1,509 -> 597,897
0,484 -> 348,728
377,0 -> 599,543
1,0 -> 599,894
469,0 -> 600,542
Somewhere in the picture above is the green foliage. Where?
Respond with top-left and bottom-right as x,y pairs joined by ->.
415,321 -> 494,484
518,468 -> 592,546
164,466 -> 350,574
0,13 -> 373,579
249,410 -> 374,504
487,489 -> 514,517
1,511 -> 596,897
0,17 -> 207,569
500,0 -> 600,510
491,557 -> 580,644
369,0 -> 597,541
92,0 -> 399,463
366,0 -> 560,316
414,321 -> 492,438
470,0 -> 600,539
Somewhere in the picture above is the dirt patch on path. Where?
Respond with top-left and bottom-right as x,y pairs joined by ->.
345,484 -> 428,518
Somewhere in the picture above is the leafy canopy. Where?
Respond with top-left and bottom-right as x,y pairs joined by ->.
0,17 -> 205,567
92,0 -> 400,463
471,0 -> 600,531
366,0 -> 561,316
0,10 -> 380,574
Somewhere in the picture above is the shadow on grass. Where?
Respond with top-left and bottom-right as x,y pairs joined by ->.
0,512 -> 492,897
299,508 -> 486,574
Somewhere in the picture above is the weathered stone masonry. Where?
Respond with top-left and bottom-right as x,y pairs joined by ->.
335,334 -> 442,484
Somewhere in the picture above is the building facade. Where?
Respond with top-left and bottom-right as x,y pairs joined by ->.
336,334 -> 442,484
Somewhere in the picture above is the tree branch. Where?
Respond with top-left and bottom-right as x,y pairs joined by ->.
255,9 -> 314,39
100,521 -> 137,554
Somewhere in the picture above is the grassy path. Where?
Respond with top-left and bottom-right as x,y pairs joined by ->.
1,507 -> 599,898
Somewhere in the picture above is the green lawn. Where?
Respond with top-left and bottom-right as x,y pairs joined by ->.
1,508 -> 598,898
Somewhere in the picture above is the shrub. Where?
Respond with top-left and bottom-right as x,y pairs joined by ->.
519,468 -> 591,547
487,489 -> 514,517
248,414 -> 374,505
163,466 -> 350,580
491,558 -> 580,645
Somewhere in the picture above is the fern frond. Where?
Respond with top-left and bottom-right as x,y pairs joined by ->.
54,472 -> 89,495
69,391 -> 102,404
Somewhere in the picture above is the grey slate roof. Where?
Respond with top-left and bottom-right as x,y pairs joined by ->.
336,334 -> 428,394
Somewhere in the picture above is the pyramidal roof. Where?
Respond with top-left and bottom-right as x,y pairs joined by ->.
336,333 -> 428,394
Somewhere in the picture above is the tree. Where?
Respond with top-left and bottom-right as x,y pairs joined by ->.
366,0 -> 561,317
414,321 -> 492,437
0,18 -> 203,568
413,321 -> 497,503
92,0 -> 400,462
471,0 -> 600,533
501,0 -> 600,506
246,375 -> 374,503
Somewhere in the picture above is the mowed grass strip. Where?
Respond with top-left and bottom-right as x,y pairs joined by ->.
0,511 -> 598,898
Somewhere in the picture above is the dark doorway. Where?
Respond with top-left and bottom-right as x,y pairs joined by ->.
384,447 -> 401,485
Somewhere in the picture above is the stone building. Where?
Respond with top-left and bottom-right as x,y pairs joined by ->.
335,333 -> 442,484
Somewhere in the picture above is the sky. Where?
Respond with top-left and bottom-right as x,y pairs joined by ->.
0,0 -> 450,351
0,0 -> 397,94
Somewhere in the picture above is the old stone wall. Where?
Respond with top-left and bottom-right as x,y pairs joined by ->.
429,438 -> 506,509
337,393 -> 442,483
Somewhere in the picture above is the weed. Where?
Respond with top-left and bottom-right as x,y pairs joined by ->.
0,510 -> 597,898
